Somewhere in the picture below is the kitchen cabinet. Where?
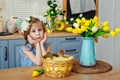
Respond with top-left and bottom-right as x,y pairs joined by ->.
8,39 -> 25,68
0,39 -> 26,69
0,40 -> 8,69
46,36 -> 82,59
0,35 -> 82,69
0,39 -> 25,69
57,36 -> 82,59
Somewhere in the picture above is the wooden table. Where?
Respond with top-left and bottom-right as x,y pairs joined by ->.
0,66 -> 120,80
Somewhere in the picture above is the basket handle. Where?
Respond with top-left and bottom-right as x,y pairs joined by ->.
58,50 -> 64,58
46,45 -> 51,53
43,45 -> 53,59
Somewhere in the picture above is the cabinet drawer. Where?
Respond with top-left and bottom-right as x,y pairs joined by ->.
58,45 -> 81,59
59,45 -> 81,53
57,36 -> 82,46
58,36 -> 81,42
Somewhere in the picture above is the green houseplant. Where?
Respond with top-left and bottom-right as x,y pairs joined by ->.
44,0 -> 65,33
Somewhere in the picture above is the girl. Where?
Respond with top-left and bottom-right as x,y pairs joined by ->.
19,16 -> 48,67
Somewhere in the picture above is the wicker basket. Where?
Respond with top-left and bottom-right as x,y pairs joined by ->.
42,54 -> 74,78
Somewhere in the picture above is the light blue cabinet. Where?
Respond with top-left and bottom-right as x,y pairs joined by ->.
0,40 -> 8,69
45,38 -> 57,53
9,39 -> 25,68
46,36 -> 82,59
0,35 -> 82,69
57,36 -> 82,59
0,39 -> 25,69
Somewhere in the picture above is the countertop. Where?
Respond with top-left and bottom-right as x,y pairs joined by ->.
0,31 -> 78,40
0,66 -> 120,80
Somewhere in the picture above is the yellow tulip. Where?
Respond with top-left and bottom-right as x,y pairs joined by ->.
102,25 -> 110,31
102,21 -> 109,26
81,25 -> 87,32
81,17 -> 86,23
32,71 -> 40,77
76,28 -> 82,34
93,16 -> 98,22
72,29 -> 78,34
66,27 -> 73,32
110,31 -> 117,37
85,20 -> 90,26
102,34 -> 108,38
95,22 -> 100,27
76,18 -> 81,24
115,28 -> 120,33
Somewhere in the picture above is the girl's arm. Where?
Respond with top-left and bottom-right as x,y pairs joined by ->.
23,43 -> 42,66
40,32 -> 47,56
35,43 -> 43,65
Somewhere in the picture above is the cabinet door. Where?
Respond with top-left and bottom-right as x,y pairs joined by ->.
0,40 -> 8,69
9,39 -> 25,68
57,36 -> 82,59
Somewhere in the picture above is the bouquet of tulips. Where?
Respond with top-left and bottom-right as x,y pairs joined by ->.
66,14 -> 120,38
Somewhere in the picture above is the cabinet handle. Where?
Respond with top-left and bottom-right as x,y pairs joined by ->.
4,46 -> 8,61
65,37 -> 76,40
65,49 -> 76,52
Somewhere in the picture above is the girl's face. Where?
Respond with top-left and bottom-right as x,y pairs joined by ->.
29,23 -> 44,42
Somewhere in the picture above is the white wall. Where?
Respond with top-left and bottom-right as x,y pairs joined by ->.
0,0 -> 63,22
96,0 -> 120,68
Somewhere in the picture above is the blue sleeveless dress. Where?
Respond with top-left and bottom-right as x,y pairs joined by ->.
19,43 -> 48,67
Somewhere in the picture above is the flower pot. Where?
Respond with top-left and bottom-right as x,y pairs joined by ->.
80,37 -> 96,67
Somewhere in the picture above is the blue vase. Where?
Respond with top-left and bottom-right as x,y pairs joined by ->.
80,37 -> 96,67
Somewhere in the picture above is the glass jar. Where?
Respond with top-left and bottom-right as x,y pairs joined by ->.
6,17 -> 22,33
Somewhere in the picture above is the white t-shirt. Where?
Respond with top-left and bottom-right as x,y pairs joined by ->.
69,0 -> 96,14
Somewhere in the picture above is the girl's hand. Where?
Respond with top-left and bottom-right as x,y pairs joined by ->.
40,32 -> 47,44
28,35 -> 38,45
